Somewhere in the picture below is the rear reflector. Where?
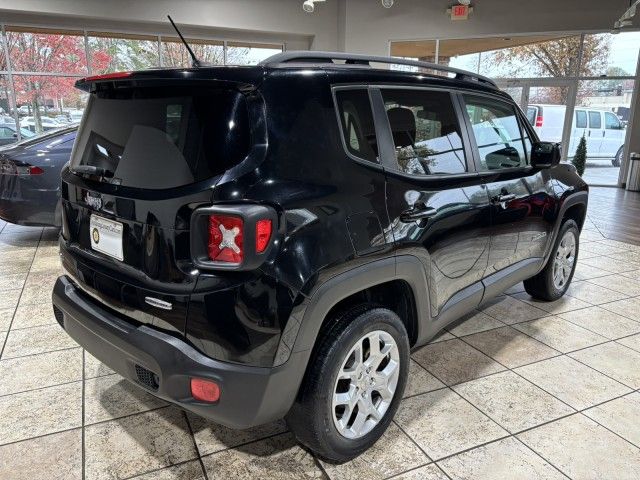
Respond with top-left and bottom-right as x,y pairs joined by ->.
255,219 -> 273,253
83,71 -> 133,82
208,215 -> 244,264
190,378 -> 220,402
535,115 -> 544,127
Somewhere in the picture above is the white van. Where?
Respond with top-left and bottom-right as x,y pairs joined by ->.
527,104 -> 626,166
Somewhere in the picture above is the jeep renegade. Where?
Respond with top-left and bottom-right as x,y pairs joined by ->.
52,51 -> 588,462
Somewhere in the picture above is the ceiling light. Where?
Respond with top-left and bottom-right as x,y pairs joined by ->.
303,0 -> 315,13
458,0 -> 471,5
382,0 -> 394,8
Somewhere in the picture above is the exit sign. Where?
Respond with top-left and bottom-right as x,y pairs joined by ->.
450,4 -> 470,20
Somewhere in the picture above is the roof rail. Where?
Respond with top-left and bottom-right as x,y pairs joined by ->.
259,50 -> 497,88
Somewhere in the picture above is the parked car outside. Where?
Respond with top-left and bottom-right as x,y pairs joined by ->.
0,124 -> 35,146
52,52 -> 588,462
527,104 -> 626,166
0,126 -> 77,227
21,115 -> 67,133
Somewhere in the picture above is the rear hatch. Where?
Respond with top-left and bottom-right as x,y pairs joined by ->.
60,69 -> 263,336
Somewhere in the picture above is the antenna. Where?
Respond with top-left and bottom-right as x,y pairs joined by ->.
167,15 -> 201,67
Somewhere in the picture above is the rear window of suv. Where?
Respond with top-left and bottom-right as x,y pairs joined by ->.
71,87 -> 251,189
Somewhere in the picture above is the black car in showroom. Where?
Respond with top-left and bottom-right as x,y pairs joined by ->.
52,52 -> 588,462
0,126 -> 77,227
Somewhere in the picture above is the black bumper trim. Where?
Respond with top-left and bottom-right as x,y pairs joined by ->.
52,275 -> 306,429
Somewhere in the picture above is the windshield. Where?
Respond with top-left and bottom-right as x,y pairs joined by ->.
70,87 -> 251,190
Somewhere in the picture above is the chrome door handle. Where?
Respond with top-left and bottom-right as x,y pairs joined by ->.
400,203 -> 437,223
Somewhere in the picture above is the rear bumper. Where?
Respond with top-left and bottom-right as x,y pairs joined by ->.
52,275 -> 305,429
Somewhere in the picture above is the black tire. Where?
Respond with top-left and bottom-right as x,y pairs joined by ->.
286,305 -> 409,463
612,147 -> 623,167
524,219 -> 579,301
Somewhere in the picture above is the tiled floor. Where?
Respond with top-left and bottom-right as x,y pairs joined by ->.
2,196 -> 640,479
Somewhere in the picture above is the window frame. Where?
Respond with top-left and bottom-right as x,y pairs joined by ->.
331,85 -> 385,170
369,85 -> 477,180
459,90 -> 536,175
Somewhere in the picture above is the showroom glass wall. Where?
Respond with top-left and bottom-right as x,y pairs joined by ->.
391,32 -> 640,186
0,24 -> 282,144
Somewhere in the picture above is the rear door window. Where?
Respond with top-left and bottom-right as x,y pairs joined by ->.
381,89 -> 467,175
588,111 -> 602,129
334,89 -> 378,163
575,110 -> 587,129
71,87 -> 251,189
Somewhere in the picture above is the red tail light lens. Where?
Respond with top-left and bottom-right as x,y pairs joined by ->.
535,115 -> 544,127
208,215 -> 243,264
255,219 -> 272,253
190,378 -> 220,403
27,166 -> 44,175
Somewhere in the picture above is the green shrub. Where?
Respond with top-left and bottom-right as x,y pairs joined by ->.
572,135 -> 587,177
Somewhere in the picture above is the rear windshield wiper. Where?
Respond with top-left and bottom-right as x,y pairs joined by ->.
71,165 -> 115,178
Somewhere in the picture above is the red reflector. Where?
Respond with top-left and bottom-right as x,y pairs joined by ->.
190,378 -> 220,403
27,166 -> 44,175
535,115 -> 544,127
255,219 -> 272,253
208,215 -> 243,264
83,71 -> 133,82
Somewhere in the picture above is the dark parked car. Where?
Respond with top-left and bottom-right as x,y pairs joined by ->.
0,124 -> 35,146
52,52 -> 588,462
0,126 -> 77,227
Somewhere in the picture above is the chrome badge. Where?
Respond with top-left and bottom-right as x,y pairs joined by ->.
85,192 -> 102,210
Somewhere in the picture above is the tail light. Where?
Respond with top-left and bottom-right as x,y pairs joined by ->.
535,115 -> 544,127
192,205 -> 278,270
190,378 -> 220,403
0,162 -> 44,175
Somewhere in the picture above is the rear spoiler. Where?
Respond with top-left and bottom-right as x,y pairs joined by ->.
74,68 -> 266,93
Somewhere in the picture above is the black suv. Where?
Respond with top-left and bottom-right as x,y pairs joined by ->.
52,51 -> 588,462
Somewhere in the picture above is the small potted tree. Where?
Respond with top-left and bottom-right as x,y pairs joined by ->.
572,136 -> 587,177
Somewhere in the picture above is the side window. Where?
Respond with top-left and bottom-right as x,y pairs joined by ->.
334,89 -> 378,163
588,111 -> 602,129
463,94 -> 528,170
575,110 -> 587,129
0,128 -> 10,139
526,107 -> 537,126
381,89 -> 466,175
605,112 -> 622,130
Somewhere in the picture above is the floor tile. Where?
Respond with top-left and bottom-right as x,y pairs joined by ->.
518,414 -> 640,480
515,355 -> 632,410
320,422 -> 429,480
2,324 -> 78,359
389,464 -> 449,480
572,263 -> 612,281
0,309 -> 12,331
0,272 -> 27,292
617,333 -> 640,353
565,281 -> 628,305
404,359 -> 445,397
463,326 -> 559,368
0,348 -> 82,396
0,289 -> 22,311
189,413 -> 287,456
0,382 -> 82,445
0,429 -> 82,480
201,433 -> 323,479
28,254 -> 62,274
587,274 -> 640,296
437,436 -> 566,480
0,257 -> 35,275
513,292 -> 592,314
558,306 -> 640,340
447,310 -> 505,337
512,316 -> 608,353
84,407 -> 197,480
570,342 -> 640,389
394,388 -> 508,460
85,351 -> 115,378
503,282 -> 526,295
480,295 -> 548,324
453,371 -> 574,433
580,255 -> 640,274
10,302 -> 57,330
132,460 -> 206,480
18,271 -> 61,305
584,392 -> 640,447
429,330 -> 455,343
84,374 -> 167,424
412,338 -> 505,386
600,297 -> 640,321
580,242 -> 621,256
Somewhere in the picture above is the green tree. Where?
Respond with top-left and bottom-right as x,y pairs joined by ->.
572,136 -> 587,177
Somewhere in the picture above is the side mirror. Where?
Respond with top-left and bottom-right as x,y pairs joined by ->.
531,142 -> 561,168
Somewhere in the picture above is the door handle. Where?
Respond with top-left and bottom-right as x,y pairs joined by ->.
400,202 -> 437,223
492,193 -> 516,204
603,130 -> 606,137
